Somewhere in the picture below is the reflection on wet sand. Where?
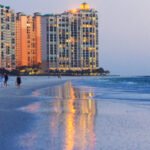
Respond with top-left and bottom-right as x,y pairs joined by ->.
20,81 -> 97,150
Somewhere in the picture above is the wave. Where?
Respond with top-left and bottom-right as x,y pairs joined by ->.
72,76 -> 150,102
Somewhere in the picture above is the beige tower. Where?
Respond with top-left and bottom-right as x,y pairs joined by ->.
0,5 -> 16,69
42,3 -> 99,71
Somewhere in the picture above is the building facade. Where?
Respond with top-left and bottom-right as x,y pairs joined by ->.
0,5 -> 16,69
16,12 -> 42,67
42,3 -> 99,70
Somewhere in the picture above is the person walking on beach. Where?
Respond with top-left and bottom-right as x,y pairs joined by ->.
4,73 -> 8,87
0,74 -> 3,87
58,73 -> 61,79
57,70 -> 61,79
16,75 -> 22,88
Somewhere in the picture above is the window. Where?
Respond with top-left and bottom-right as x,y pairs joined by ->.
6,46 -> 10,54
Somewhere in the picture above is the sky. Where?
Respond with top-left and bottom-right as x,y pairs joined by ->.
1,0 -> 150,75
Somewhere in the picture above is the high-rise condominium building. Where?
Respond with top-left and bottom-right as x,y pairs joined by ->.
16,12 -> 42,67
42,3 -> 99,70
0,5 -> 16,69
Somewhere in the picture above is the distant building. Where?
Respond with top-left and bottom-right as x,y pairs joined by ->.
42,3 -> 99,70
0,3 -> 99,71
0,5 -> 16,69
16,12 -> 42,67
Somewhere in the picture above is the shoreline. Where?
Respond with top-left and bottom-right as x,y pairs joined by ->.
0,76 -> 67,97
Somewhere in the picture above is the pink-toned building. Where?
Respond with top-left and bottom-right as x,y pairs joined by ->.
16,12 -> 42,67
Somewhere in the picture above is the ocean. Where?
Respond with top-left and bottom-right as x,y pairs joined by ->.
73,76 -> 150,101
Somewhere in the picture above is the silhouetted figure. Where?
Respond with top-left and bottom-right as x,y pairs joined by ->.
4,73 -> 8,87
16,76 -> 21,88
58,73 -> 61,79
0,74 -> 3,87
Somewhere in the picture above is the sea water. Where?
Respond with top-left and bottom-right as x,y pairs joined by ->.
72,76 -> 150,101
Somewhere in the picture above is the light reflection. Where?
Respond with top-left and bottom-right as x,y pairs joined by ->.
48,82 -> 97,150
19,81 -> 97,150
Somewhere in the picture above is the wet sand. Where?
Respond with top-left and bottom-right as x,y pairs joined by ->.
0,77 -> 67,150
1,77 -> 150,150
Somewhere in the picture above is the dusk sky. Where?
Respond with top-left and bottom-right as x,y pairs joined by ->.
1,0 -> 150,75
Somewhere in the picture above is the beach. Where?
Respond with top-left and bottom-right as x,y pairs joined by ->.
1,76 -> 150,150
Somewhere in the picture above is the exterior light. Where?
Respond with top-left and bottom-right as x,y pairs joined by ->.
70,9 -> 78,14
80,3 -> 90,10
